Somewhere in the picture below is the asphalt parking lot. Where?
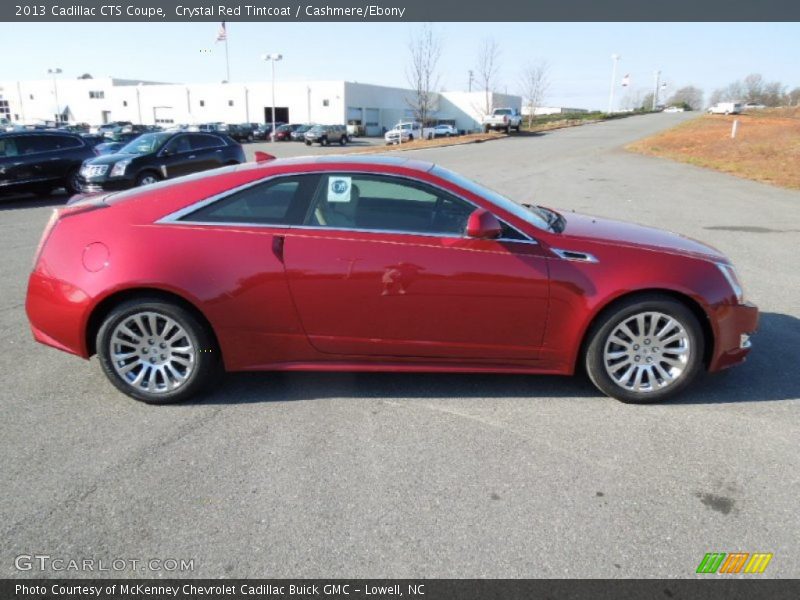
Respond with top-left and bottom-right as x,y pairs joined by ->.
1,113 -> 798,578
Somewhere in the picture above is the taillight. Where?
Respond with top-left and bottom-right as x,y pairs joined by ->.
31,201 -> 107,269
503,115 -> 509,123
32,210 -> 59,269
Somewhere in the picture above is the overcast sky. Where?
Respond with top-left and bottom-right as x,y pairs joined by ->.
2,22 -> 798,109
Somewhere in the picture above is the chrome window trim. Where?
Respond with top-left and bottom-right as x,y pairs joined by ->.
156,169 -> 537,244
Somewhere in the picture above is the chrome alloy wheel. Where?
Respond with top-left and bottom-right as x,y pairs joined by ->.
109,311 -> 196,394
139,175 -> 158,186
603,311 -> 691,394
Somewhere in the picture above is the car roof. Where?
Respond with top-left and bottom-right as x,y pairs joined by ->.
252,155 -> 435,173
0,130 -> 83,138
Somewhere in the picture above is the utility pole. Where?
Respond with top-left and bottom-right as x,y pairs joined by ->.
468,70 -> 474,92
652,70 -> 661,111
608,54 -> 620,114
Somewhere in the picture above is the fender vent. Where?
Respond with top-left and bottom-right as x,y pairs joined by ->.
552,248 -> 598,263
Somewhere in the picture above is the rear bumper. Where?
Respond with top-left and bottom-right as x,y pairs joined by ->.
26,271 -> 92,359
709,301 -> 759,372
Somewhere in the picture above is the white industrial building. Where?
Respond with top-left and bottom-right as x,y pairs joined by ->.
0,76 -> 521,135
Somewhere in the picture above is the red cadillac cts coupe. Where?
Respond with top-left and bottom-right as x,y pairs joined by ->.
26,156 -> 758,404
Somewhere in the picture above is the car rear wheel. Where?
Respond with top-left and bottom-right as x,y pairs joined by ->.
584,295 -> 704,403
64,168 -> 81,195
339,135 -> 347,145
321,137 -> 329,146
136,171 -> 160,187
96,299 -> 222,404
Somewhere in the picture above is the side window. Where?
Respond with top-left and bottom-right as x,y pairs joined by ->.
16,135 -> 59,155
163,135 -> 192,154
305,173 -> 474,236
0,137 -> 19,157
53,135 -> 83,149
180,176 -> 316,225
189,133 -> 224,150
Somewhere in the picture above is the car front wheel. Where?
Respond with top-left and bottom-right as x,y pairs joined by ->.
96,298 -> 222,404
584,295 -> 704,403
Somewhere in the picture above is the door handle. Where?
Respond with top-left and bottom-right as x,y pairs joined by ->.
272,235 -> 285,263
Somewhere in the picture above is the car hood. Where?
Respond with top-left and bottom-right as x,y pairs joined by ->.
559,212 -> 727,261
86,152 -> 147,165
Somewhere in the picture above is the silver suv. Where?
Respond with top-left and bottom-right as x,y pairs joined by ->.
304,125 -> 348,146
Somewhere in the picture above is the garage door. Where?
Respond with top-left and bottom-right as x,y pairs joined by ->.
364,108 -> 380,136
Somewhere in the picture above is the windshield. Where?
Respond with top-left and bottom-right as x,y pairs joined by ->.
493,109 -> 512,115
431,165 -> 552,231
118,132 -> 171,155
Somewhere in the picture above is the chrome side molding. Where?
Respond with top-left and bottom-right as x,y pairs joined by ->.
552,248 -> 599,263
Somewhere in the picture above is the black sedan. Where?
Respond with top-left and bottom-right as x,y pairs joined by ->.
77,131 -> 245,192
0,130 -> 97,196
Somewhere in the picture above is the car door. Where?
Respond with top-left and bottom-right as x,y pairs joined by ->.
164,174 -> 318,368
187,133 -> 228,172
282,172 -> 551,361
159,134 -> 204,179
0,136 -> 22,189
12,135 -> 59,186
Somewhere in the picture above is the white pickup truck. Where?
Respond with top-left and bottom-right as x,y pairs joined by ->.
384,121 -> 434,144
482,108 -> 522,133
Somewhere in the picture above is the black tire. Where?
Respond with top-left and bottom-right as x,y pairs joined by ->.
339,135 -> 347,146
484,125 -> 490,133
96,298 -> 222,404
305,141 -> 312,146
505,125 -> 511,134
584,294 -> 705,403
321,136 -> 329,146
136,171 -> 161,187
408,134 -> 414,141
64,168 -> 81,195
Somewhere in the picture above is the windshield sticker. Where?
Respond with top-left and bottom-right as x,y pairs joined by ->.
328,176 -> 352,203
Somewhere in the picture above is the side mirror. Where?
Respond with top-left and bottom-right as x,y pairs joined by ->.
466,209 -> 502,239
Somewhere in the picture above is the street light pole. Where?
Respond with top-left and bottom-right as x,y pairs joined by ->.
262,53 -> 282,141
608,54 -> 620,114
47,68 -> 62,124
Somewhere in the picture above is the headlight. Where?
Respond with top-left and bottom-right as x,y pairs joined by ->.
110,159 -> 131,177
716,262 -> 744,303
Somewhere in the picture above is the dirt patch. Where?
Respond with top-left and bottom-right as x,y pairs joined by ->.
348,132 -> 506,154
627,108 -> 800,190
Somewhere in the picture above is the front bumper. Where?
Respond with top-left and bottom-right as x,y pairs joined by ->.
709,301 -> 759,372
77,175 -> 135,192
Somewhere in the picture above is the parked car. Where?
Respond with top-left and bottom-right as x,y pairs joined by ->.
0,130 -> 98,195
290,124 -> 313,141
272,124 -> 303,141
708,102 -> 743,115
304,124 -> 349,146
93,121 -> 134,137
93,141 -> 127,156
253,123 -> 284,141
226,124 -> 256,143
432,124 -> 459,137
26,156 -> 757,404
743,102 -> 767,110
76,131 -> 245,192
663,106 -> 685,113
483,108 -> 523,133
384,121 -> 433,144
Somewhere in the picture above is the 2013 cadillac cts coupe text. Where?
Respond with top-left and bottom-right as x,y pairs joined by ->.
26,156 -> 758,404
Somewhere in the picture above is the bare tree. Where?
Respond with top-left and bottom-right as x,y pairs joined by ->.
667,86 -> 704,110
406,24 -> 443,127
788,87 -> 800,107
743,73 -> 764,103
519,60 -> 550,127
475,38 -> 501,116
